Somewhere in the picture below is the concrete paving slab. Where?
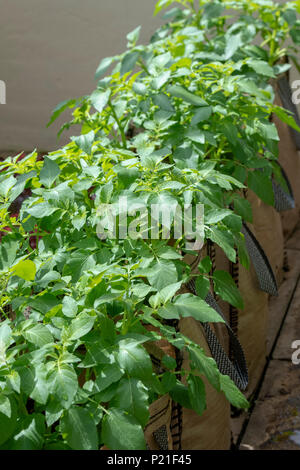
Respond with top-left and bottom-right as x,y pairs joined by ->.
273,280 -> 300,360
241,360 -> 300,450
267,249 -> 300,355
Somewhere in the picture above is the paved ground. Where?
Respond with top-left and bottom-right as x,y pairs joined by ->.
232,226 -> 300,450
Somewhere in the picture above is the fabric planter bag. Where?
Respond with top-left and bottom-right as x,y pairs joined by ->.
271,80 -> 300,239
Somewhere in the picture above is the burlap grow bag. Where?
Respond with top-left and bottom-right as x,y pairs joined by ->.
189,239 -> 269,397
145,395 -> 174,450
246,189 -> 284,286
179,316 -> 231,450
177,246 -> 248,450
234,253 -> 269,397
271,79 -> 300,239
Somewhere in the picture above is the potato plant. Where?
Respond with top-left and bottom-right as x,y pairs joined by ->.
0,0 -> 299,450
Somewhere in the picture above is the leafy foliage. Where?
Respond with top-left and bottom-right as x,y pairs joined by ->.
1,0 -> 300,450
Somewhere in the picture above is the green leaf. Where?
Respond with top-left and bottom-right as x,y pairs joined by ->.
174,294 -> 224,322
110,378 -> 149,427
224,34 -> 241,60
197,256 -> 212,274
0,395 -> 17,445
95,57 -> 115,79
220,374 -> 249,409
0,238 -> 19,272
153,93 -> 175,112
248,170 -> 274,206
48,364 -> 78,409
188,345 -> 220,391
187,374 -> 206,416
162,355 -> 177,370
233,195 -> 253,223
152,71 -> 171,90
23,324 -> 53,347
272,105 -> 300,133
191,106 -> 212,125
30,364 -> 49,405
169,382 -> 193,409
72,130 -> 95,155
90,89 -> 111,113
0,394 -> 12,419
2,414 -> 45,450
205,208 -> 232,224
207,226 -> 237,263
158,294 -> 224,323
60,407 -> 99,450
65,313 -> 95,341
161,371 -> 177,393
94,364 -> 123,393
101,408 -> 146,450
40,157 -> 61,188
0,175 -> 16,198
116,339 -> 153,380
62,296 -> 78,318
212,270 -> 244,309
247,59 -> 275,78
195,276 -> 210,299
145,259 -> 178,290
127,26 -> 141,47
168,85 -> 208,107
121,51 -> 140,76
12,260 -> 36,281
0,322 -> 12,348
47,99 -> 77,127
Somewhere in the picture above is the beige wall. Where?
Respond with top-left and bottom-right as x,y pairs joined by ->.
0,0 -> 161,152
1,1 -> 299,153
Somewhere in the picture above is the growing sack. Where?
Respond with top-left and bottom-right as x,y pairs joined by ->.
179,316 -> 231,450
271,79 -> 300,239
246,189 -> 284,286
177,247 -> 248,449
231,253 -> 269,397
145,395 -> 174,450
